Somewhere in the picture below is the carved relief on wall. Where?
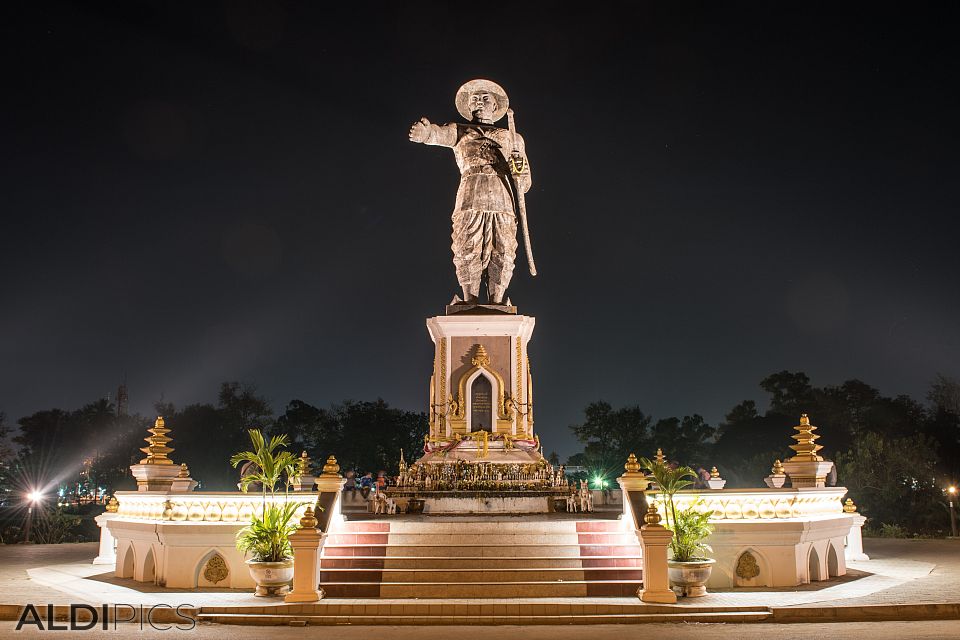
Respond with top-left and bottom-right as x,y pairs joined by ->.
736,551 -> 761,580
203,554 -> 229,584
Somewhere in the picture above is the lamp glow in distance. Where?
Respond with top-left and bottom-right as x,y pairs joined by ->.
24,490 -> 42,544
949,486 -> 957,539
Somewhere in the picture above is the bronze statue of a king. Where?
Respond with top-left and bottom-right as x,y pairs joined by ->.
408,78 -> 535,306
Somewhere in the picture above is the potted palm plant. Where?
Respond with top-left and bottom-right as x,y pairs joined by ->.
639,455 -> 715,597
231,429 -> 301,596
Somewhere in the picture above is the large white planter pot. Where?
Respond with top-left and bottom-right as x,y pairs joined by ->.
246,559 -> 295,597
667,558 -> 715,597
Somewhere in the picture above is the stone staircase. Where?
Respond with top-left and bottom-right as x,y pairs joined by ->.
196,516 -> 773,625
316,517 -> 643,598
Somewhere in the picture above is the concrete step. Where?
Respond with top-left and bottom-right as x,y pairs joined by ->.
201,602 -> 770,616
321,580 -> 643,598
197,610 -> 772,626
319,567 -> 643,583
326,532 -> 637,545
320,555 -> 642,569
321,544 -> 641,558
340,520 -> 626,533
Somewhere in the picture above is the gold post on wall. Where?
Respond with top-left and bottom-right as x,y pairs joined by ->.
139,416 -> 174,464
789,414 -> 824,461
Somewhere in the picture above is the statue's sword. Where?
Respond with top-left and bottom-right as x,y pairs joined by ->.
506,108 -> 537,277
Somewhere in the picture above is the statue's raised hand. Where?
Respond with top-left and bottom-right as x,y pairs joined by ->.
408,117 -> 431,144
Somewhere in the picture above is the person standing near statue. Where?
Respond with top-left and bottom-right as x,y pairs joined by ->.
408,79 -> 534,305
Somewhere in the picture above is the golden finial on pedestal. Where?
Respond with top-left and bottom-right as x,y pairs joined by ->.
299,505 -> 318,528
772,459 -> 785,475
643,501 -> 662,525
139,416 -> 174,464
710,466 -> 722,479
105,496 -> 119,513
399,450 -> 407,474
843,498 -> 858,513
624,453 -> 642,474
178,463 -> 190,478
322,455 -> 341,476
297,451 -> 313,476
654,448 -> 666,465
788,413 -> 824,461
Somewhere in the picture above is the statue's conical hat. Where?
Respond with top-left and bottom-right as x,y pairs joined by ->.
455,78 -> 509,122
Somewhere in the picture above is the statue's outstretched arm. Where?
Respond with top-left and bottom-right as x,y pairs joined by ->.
409,118 -> 457,147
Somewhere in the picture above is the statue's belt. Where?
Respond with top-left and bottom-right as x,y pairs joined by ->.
461,165 -> 507,177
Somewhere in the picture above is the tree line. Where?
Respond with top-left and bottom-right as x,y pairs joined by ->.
3,383 -> 428,496
567,370 -> 960,534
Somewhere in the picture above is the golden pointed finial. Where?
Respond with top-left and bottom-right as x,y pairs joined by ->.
471,344 -> 491,367
789,413 -> 824,461
843,498 -> 857,513
105,496 -> 119,513
643,501 -> 662,525
624,453 -> 642,474
297,451 -> 312,476
322,455 -> 341,476
654,448 -> 666,465
399,449 -> 407,473
772,459 -> 785,475
178,463 -> 190,478
710,466 -> 721,479
299,505 -> 318,528
139,416 -> 174,465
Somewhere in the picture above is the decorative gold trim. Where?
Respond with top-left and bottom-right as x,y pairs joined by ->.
527,359 -> 534,432
472,344 -> 491,367
439,338 -> 447,436
515,338 -> 522,403
429,371 -> 435,424
453,344 -> 512,425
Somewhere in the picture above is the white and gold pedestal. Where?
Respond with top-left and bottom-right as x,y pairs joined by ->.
419,310 -> 540,465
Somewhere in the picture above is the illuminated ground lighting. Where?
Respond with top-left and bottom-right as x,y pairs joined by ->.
28,490 -> 43,503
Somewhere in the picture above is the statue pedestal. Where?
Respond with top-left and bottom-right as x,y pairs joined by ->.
420,311 -> 537,465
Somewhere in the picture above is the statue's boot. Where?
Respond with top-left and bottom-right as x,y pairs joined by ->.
488,285 -> 506,305
461,285 -> 479,304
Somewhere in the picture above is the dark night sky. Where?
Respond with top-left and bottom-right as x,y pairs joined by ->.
2,2 -> 959,459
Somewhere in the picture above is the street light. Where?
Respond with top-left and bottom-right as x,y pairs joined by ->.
24,490 -> 42,544
949,486 -> 958,538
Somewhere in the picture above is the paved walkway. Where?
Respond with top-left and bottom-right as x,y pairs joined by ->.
6,622 -> 960,640
1,538 -> 957,611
